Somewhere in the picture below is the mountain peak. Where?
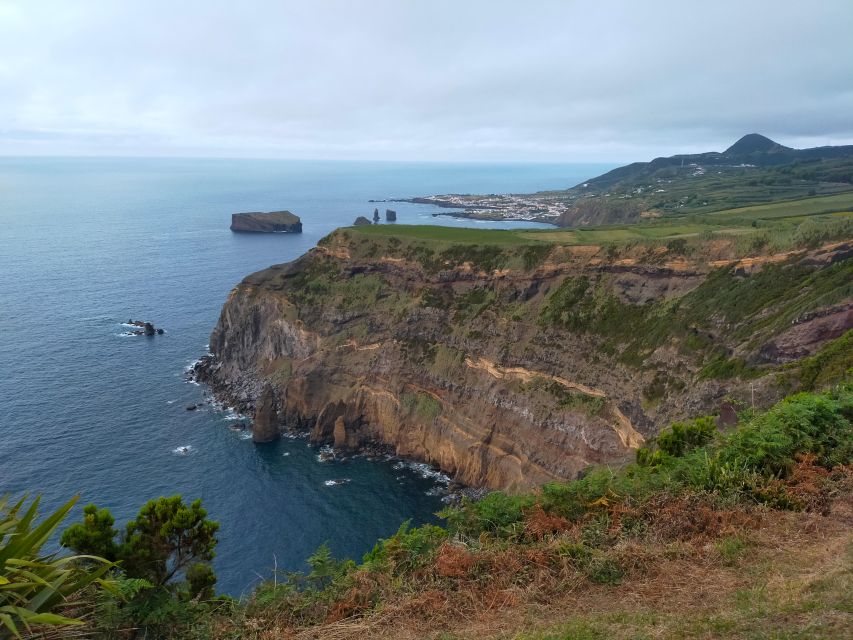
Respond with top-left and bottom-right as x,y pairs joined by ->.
725,133 -> 790,155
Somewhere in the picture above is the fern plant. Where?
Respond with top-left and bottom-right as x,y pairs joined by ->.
0,495 -> 113,638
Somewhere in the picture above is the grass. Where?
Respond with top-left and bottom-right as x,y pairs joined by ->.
707,192 -> 853,220
347,195 -> 853,253
350,224 -> 541,245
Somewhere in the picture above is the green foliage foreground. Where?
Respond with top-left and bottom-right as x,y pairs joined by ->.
0,496 -> 113,638
59,495 -> 223,639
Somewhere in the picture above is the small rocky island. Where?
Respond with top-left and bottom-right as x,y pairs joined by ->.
125,319 -> 164,336
230,211 -> 302,233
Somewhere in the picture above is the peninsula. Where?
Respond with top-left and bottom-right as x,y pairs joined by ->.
230,210 -> 302,233
405,134 -> 853,226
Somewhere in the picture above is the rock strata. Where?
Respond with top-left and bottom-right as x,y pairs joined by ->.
196,231 -> 851,491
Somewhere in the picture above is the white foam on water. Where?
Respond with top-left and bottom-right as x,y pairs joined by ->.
172,445 -> 193,456
324,479 -> 351,487
238,431 -> 253,440
393,460 -> 451,484
282,452 -> 290,457
316,445 -> 335,463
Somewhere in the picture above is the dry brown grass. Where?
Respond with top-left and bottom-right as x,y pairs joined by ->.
222,489 -> 852,640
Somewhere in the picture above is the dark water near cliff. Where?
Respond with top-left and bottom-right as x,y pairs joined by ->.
0,157 -> 614,595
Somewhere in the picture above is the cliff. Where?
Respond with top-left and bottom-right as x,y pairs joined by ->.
230,211 -> 302,233
195,226 -> 853,490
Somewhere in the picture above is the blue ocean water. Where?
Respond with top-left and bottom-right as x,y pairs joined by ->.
0,157 -> 614,595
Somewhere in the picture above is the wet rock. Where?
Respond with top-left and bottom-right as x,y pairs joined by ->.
186,404 -> 197,411
127,318 -> 163,336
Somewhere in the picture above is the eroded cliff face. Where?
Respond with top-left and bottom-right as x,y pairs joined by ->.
195,231 -> 852,490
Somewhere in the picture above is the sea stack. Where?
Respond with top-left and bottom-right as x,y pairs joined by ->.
230,211 -> 302,233
373,207 -> 380,223
385,209 -> 397,221
252,386 -> 280,443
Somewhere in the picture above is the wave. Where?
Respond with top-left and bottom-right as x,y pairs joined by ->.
324,479 -> 351,487
392,460 -> 451,485
316,445 -> 335,463
172,445 -> 193,456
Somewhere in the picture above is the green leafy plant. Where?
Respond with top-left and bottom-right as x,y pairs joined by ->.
0,495 -> 113,638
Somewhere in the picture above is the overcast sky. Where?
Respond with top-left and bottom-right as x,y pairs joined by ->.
1,0 -> 851,162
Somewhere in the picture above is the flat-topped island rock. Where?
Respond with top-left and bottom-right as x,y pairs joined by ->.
230,211 -> 302,233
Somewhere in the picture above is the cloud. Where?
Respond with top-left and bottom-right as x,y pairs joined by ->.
1,0 -> 851,160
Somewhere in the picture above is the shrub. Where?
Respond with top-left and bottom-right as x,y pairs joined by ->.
441,492 -> 535,538
657,416 -> 717,457
719,388 -> 853,476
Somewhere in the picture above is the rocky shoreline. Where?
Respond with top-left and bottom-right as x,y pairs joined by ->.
188,354 -> 477,500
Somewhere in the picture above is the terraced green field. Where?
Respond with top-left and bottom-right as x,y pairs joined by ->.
708,192 -> 853,220
350,194 -> 853,249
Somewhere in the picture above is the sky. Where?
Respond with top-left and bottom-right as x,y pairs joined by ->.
1,0 -> 852,162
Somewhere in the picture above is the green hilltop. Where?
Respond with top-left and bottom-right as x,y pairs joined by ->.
551,134 -> 853,224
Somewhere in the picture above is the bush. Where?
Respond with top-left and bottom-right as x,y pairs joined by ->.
657,416 -> 717,457
719,388 -> 853,476
363,521 -> 447,574
441,492 -> 535,538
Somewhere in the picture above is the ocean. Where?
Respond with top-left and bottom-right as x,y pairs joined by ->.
0,157 -> 615,595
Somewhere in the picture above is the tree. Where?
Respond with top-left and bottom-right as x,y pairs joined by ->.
60,504 -> 119,561
62,495 -> 219,599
